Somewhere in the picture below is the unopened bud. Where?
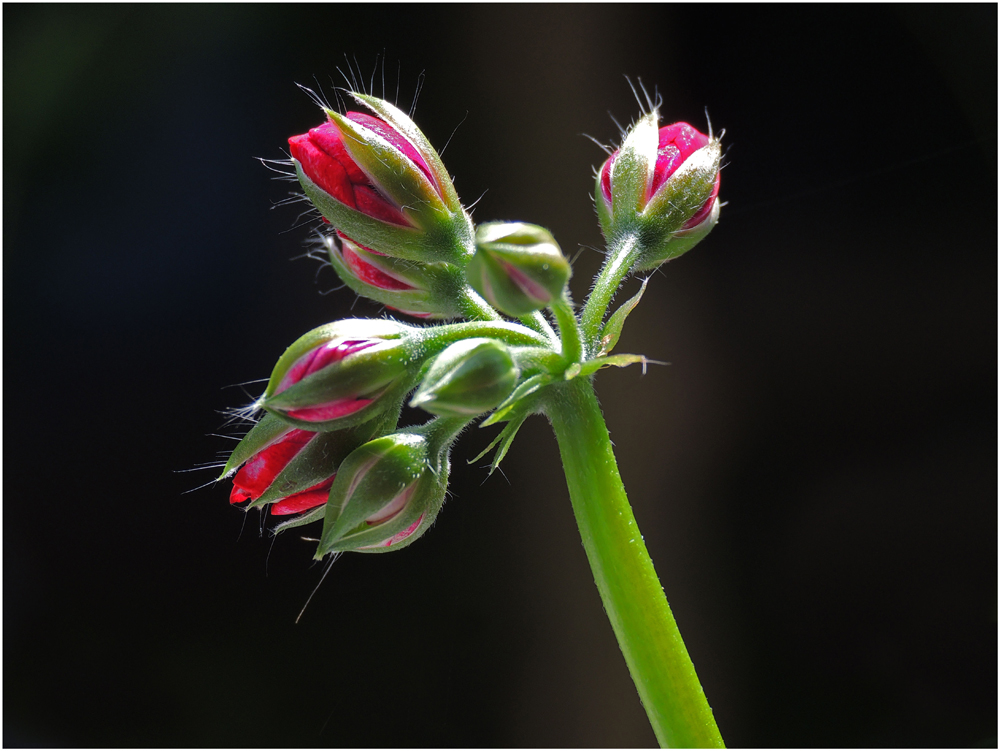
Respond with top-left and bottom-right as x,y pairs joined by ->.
317,432 -> 447,555
410,338 -> 519,417
596,115 -> 721,270
466,222 -> 571,316
289,93 -> 473,264
222,412 -> 386,522
326,232 -> 463,320
262,319 -> 415,430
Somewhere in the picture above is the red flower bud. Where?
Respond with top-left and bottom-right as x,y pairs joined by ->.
325,232 -> 462,320
274,338 -> 384,422
599,122 -> 720,228
263,319 -> 413,429
338,232 -> 416,292
289,114 -> 421,227
229,429 -> 333,516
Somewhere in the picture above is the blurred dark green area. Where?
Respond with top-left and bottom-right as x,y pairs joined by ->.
4,3 -> 996,747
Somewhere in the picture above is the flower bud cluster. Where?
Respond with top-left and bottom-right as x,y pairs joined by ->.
222,313 -> 523,555
219,89 -> 722,561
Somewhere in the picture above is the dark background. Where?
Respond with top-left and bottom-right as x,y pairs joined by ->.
5,4 -> 996,748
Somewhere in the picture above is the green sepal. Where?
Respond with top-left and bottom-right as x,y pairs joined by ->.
264,373 -> 418,433
350,93 -> 463,213
346,466 -> 449,555
218,412 -> 292,480
296,163 -> 465,264
272,504 -> 327,533
642,140 -> 721,225
263,320 -> 410,400
322,481 -> 428,553
265,341 -> 405,407
481,372 -> 554,427
633,198 -> 720,271
326,110 -> 449,224
611,113 -> 658,224
598,278 -> 648,356
265,319 -> 411,396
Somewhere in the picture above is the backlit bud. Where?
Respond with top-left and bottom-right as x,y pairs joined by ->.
596,115 -> 721,270
228,428 -> 332,516
410,338 -> 519,417
466,222 -> 571,316
326,232 -> 463,320
262,319 -> 415,431
222,412 -> 385,522
316,432 -> 448,555
289,93 -> 473,264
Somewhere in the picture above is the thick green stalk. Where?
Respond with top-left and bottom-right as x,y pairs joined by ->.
544,377 -> 724,749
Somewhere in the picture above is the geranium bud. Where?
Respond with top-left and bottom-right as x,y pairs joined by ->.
289,117 -> 412,227
325,232 -> 463,320
410,338 -> 519,418
466,222 -> 571,316
289,93 -> 474,264
596,114 -> 721,270
262,319 -> 416,431
223,413 -> 388,520
229,429 -> 333,516
316,432 -> 448,555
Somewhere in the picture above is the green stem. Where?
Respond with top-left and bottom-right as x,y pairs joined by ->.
550,291 -> 584,365
580,233 -> 640,347
425,320 -> 549,349
519,310 -> 560,347
458,287 -> 503,322
544,377 -> 724,749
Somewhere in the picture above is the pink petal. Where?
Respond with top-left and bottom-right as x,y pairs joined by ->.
270,477 -> 335,516
286,397 -> 373,422
343,246 -> 416,291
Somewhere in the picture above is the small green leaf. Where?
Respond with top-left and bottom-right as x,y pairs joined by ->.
577,353 -> 661,379
470,403 -> 534,474
487,413 -> 529,474
481,373 -> 553,427
599,278 -> 648,356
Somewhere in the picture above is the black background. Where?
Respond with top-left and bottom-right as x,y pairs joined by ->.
5,4 -> 996,748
